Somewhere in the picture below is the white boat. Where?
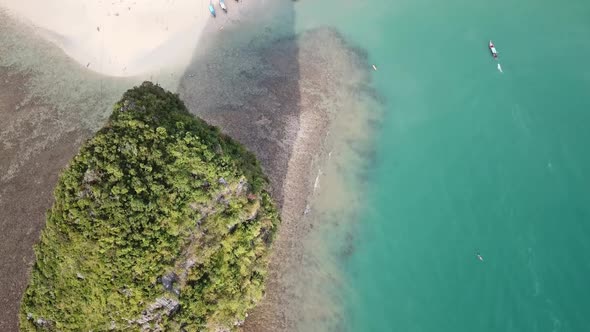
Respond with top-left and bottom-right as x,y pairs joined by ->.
489,40 -> 498,58
219,0 -> 227,12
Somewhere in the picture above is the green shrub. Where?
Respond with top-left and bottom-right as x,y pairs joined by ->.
20,82 -> 279,331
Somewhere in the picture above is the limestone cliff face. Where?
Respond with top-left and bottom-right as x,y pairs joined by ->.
19,82 -> 280,332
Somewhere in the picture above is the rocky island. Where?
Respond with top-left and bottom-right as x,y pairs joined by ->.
19,82 -> 279,331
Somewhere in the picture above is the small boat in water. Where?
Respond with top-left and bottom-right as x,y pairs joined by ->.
219,0 -> 227,12
489,40 -> 498,58
209,3 -> 216,17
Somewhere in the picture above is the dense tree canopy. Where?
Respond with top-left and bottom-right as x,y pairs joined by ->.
20,82 -> 279,331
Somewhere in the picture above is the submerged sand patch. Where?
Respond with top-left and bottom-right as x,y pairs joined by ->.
248,30 -> 382,332
177,25 -> 383,331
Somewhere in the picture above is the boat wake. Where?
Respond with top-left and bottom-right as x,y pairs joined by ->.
314,168 -> 322,192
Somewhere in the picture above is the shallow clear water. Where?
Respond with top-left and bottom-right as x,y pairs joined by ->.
294,0 -> 590,331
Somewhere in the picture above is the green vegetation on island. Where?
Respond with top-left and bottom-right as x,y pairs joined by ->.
20,82 -> 279,331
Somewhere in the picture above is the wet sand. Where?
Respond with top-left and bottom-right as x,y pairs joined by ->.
0,70 -> 89,331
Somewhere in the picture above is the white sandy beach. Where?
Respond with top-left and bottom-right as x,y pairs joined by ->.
0,0 -> 223,76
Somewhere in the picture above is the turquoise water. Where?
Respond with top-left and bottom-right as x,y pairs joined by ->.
295,0 -> 590,331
